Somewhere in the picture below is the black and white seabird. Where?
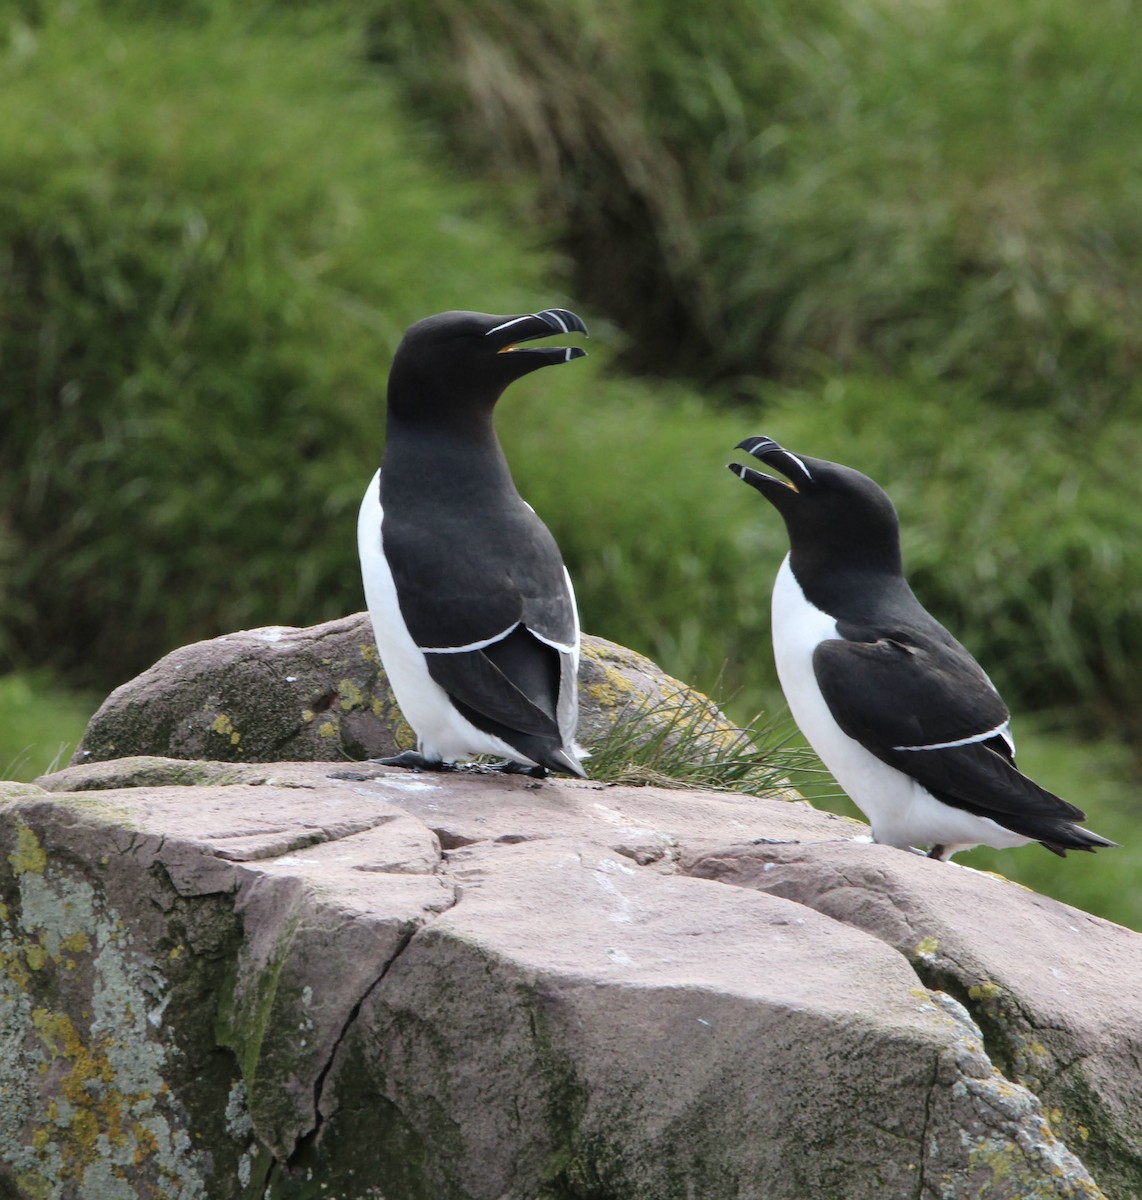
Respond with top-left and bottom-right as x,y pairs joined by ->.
358,308 -> 589,778
728,435 -> 1115,861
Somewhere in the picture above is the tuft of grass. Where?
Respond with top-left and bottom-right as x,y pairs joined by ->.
585,689 -> 834,800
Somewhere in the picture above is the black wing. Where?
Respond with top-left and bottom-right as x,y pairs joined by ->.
813,634 -> 1098,846
813,632 -> 1009,754
381,503 -> 576,652
426,625 -> 582,773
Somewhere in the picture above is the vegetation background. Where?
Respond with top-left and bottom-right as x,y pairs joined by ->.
2,0 -> 1139,924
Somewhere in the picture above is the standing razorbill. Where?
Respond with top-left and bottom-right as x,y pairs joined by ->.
728,435 -> 1115,861
358,308 -> 589,777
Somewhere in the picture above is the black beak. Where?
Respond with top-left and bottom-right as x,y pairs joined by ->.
728,435 -> 814,498
486,308 -> 589,364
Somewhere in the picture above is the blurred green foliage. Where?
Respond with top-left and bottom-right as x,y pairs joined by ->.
0,3 -> 561,685
1,1 -> 1139,922
372,0 -> 1142,410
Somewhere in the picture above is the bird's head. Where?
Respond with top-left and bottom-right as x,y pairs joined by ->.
728,435 -> 903,575
386,308 -> 588,423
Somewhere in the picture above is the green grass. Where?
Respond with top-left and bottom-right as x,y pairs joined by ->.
3,1 -> 1140,745
0,673 -> 97,782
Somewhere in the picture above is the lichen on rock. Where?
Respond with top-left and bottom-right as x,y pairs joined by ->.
0,819 -> 210,1199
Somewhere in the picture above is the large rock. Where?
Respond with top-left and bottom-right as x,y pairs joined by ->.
73,615 -> 743,766
2,756 -> 1136,1198
684,840 -> 1142,1192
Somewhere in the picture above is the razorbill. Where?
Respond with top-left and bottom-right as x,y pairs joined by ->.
728,435 -> 1115,861
358,308 -> 589,777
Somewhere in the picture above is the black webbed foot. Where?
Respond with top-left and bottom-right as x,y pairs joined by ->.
487,758 -> 548,779
372,751 -> 456,772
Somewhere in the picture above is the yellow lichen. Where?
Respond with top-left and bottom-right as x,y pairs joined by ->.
359,642 -> 379,662
132,1121 -> 160,1165
25,943 -> 47,971
318,720 -> 337,738
210,713 -> 242,746
337,679 -> 364,711
392,713 -> 416,750
61,931 -> 90,955
9,824 -> 48,876
29,1008 -> 138,1176
585,661 -> 637,710
914,936 -> 940,960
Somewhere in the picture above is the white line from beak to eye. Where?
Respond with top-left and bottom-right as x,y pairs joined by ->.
484,315 -> 534,337
783,450 -> 814,481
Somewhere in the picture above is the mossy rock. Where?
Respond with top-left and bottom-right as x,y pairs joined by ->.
73,615 -> 742,767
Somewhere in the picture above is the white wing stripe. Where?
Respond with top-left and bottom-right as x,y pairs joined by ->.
529,628 -> 577,655
892,719 -> 1012,753
420,623 -> 519,654
420,620 -> 576,657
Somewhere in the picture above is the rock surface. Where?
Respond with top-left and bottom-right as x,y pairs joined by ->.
685,840 -> 1142,1192
2,756 -> 1136,1199
72,615 -> 743,766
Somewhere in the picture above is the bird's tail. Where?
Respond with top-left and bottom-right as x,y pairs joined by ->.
1037,823 -> 1117,857
541,745 -> 588,779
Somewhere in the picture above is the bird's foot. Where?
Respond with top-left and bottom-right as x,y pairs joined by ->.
486,758 -> 548,779
372,751 -> 457,773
